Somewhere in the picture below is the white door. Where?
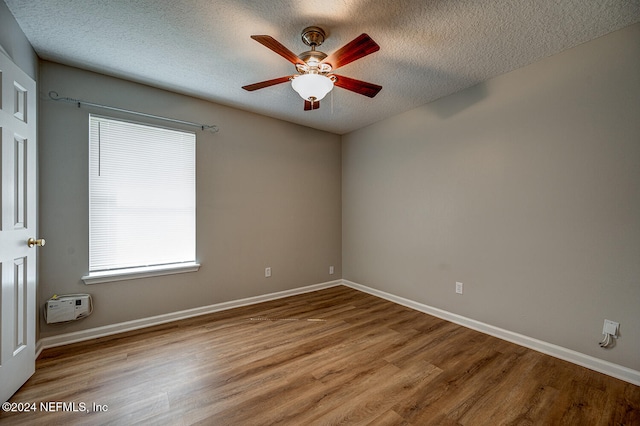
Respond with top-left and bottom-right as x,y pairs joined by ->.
0,51 -> 38,403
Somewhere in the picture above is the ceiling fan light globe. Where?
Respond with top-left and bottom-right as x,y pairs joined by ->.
291,74 -> 334,101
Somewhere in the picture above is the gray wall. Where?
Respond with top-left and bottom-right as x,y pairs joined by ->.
0,1 -> 37,78
39,62 -> 341,338
342,24 -> 640,371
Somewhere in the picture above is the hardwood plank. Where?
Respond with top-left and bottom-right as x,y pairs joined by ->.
457,351 -> 560,424
365,409 -> 413,426
2,286 -> 638,425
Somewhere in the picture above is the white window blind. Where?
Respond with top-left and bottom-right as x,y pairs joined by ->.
89,115 -> 196,273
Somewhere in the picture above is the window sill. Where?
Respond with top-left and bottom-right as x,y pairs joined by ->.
82,262 -> 200,285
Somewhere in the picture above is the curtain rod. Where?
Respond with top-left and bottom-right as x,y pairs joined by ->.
48,91 -> 219,133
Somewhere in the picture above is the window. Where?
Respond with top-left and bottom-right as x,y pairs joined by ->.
83,115 -> 198,284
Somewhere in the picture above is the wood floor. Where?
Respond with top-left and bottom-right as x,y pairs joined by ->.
2,286 -> 639,425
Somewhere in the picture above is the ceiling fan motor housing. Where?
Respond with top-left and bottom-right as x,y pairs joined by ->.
301,26 -> 326,48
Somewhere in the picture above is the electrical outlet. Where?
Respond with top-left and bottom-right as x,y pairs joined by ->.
456,282 -> 463,294
603,319 -> 619,337
265,267 -> 271,278
329,266 -> 334,275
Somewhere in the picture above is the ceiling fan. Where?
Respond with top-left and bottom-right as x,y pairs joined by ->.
242,26 -> 382,111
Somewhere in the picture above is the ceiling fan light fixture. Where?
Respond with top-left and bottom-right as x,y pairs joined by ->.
291,73 -> 334,101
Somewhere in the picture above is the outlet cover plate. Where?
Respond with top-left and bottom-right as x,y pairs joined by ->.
603,319 -> 619,336
456,282 -> 463,294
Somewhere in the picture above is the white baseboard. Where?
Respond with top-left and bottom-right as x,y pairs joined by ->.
36,280 -> 342,357
341,279 -> 640,386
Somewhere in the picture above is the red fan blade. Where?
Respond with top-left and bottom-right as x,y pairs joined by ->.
333,74 -> 382,98
242,76 -> 293,91
251,35 -> 305,66
304,100 -> 320,111
321,34 -> 380,70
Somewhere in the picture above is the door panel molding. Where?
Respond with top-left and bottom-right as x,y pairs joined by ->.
0,50 -> 36,403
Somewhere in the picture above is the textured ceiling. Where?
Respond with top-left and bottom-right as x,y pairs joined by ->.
5,0 -> 640,134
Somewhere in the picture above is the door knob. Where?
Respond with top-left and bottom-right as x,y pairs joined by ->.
27,238 -> 45,248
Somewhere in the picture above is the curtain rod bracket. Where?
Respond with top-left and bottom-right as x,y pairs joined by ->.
48,91 -> 219,133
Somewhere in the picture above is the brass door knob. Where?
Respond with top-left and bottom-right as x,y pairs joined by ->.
27,238 -> 45,248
